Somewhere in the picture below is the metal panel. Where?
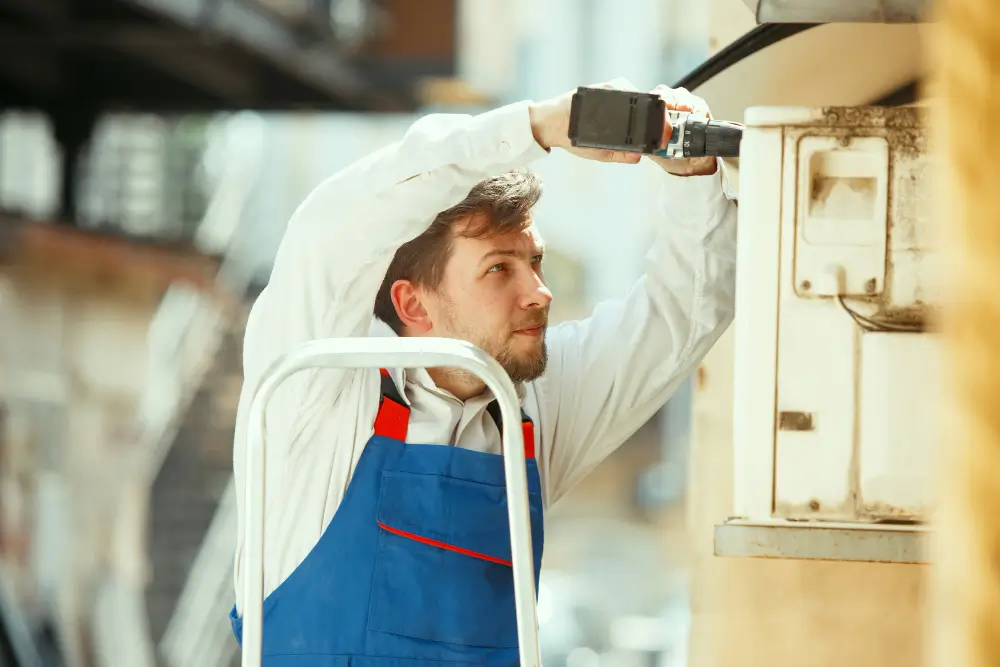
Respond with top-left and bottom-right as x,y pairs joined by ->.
793,135 -> 890,297
714,520 -> 928,563
857,333 -> 939,518
730,123 -> 783,520
755,0 -> 930,24
737,106 -> 935,525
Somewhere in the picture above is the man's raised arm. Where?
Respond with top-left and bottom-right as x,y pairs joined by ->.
537,87 -> 739,504
237,80 -> 658,457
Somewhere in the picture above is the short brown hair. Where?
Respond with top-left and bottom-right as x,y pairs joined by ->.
374,168 -> 543,333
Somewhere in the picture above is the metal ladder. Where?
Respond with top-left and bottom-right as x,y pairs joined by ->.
240,337 -> 542,667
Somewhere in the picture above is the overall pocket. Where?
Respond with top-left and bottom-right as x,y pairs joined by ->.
367,470 -> 540,648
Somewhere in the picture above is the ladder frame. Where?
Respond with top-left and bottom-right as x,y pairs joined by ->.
240,337 -> 541,667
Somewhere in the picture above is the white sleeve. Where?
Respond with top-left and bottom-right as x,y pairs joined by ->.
242,101 -> 550,455
538,160 -> 738,505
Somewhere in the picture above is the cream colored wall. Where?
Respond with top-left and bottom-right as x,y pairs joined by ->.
709,0 -> 757,54
686,329 -> 929,667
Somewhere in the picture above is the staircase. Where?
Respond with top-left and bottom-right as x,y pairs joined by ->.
144,305 -> 249,650
79,113 -> 266,667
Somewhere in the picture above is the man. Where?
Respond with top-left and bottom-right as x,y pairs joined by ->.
228,80 -> 737,666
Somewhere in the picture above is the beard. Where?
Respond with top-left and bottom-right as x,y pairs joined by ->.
441,302 -> 549,384
494,332 -> 548,383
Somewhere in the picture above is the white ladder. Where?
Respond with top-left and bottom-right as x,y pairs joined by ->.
241,337 -> 542,667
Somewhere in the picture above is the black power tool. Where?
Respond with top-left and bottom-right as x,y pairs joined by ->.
567,86 -> 743,159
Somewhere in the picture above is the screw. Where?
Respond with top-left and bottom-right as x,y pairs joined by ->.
809,499 -> 821,511
800,280 -> 812,292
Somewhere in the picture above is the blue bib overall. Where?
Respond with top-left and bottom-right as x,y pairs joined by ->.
229,369 -> 545,667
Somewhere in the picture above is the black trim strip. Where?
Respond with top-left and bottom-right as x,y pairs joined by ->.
872,80 -> 920,106
755,0 -> 928,24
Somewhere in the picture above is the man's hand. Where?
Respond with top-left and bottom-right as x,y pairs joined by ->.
528,80 -> 718,176
529,78 -> 644,165
647,84 -> 718,177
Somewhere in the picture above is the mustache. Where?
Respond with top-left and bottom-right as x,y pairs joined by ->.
513,310 -> 549,331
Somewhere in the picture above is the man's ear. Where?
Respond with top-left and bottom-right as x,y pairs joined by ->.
390,279 -> 432,333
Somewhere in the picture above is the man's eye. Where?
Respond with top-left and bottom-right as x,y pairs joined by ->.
532,255 -> 543,264
487,263 -> 505,273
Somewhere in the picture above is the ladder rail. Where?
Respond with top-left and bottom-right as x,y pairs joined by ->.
241,337 -> 541,667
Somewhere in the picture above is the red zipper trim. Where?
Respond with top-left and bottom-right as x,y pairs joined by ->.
377,521 -> 512,567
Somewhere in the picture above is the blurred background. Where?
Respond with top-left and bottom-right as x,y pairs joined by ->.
0,2 -> 935,667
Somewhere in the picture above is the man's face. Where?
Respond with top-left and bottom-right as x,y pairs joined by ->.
423,217 -> 552,383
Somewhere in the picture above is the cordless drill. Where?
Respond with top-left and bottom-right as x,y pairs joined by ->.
567,86 -> 743,159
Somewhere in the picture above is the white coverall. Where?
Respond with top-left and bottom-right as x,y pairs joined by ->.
231,100 -> 739,612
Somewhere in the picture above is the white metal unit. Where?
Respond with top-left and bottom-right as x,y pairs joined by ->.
721,105 -> 935,561
242,337 -> 541,667
749,0 -> 929,23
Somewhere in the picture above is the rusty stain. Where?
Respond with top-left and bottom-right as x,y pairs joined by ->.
797,107 -> 928,160
864,278 -> 878,294
873,517 -> 924,525
696,365 -> 706,390
858,500 -> 926,522
774,499 -> 855,521
881,156 -> 932,318
880,304 -> 929,325
842,296 -> 930,329
890,160 -> 932,252
888,128 -> 927,160
775,499 -> 927,523
778,410 -> 814,431
820,106 -> 925,131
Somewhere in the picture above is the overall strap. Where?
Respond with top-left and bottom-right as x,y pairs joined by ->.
372,369 -> 536,459
373,368 -> 410,441
485,400 -> 536,460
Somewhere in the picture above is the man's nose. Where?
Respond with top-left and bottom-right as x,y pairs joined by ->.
521,272 -> 553,310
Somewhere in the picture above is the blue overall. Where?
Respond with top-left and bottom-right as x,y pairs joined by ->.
229,369 -> 545,667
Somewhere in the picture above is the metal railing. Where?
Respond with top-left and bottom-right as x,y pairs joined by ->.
161,340 -> 546,667
160,477 -> 241,667
77,115 -> 210,241
147,112 -> 277,667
